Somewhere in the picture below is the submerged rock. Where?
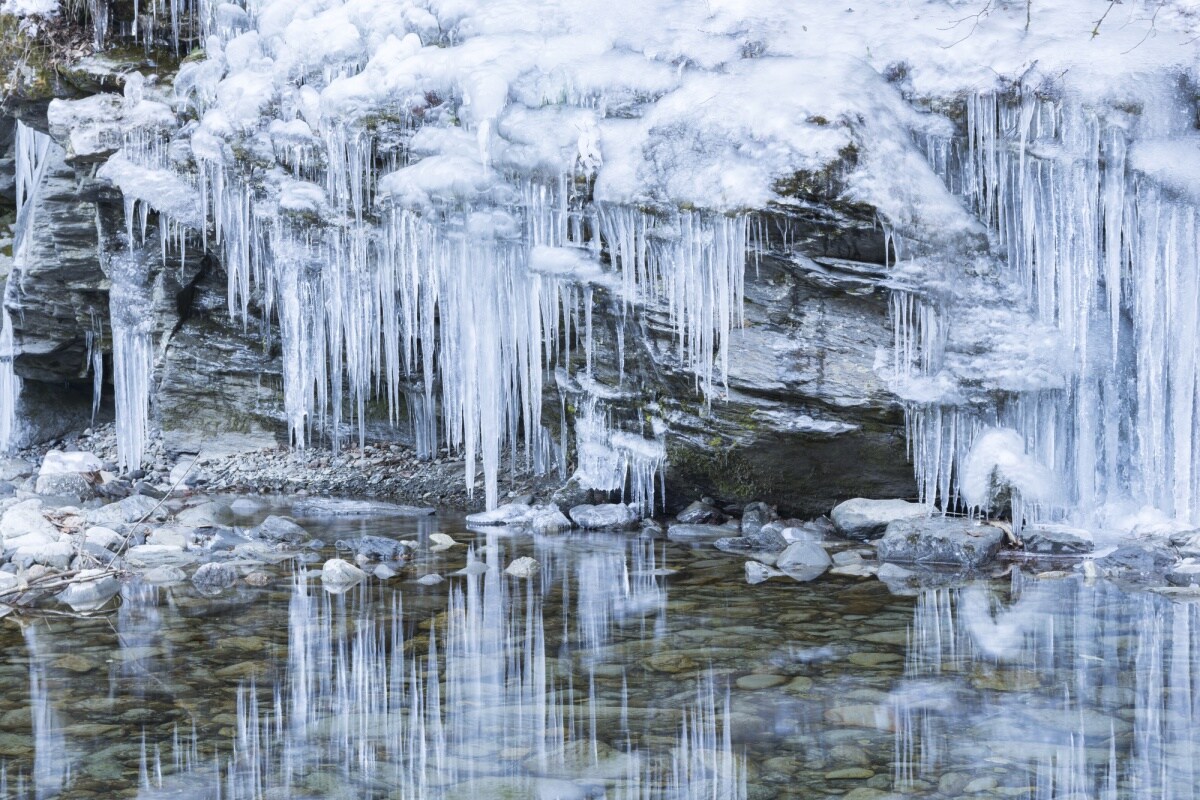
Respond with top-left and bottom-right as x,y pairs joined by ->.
831,498 -> 931,540
191,563 -> 236,594
56,570 -> 120,611
142,565 -> 186,584
776,540 -> 833,581
875,517 -> 1004,568
569,503 -> 640,530
740,501 -> 777,535
505,556 -> 540,578
335,535 -> 413,563
248,515 -> 308,545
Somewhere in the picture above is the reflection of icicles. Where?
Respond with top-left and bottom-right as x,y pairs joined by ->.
0,308 -> 21,454
24,627 -> 70,799
664,674 -> 745,800
574,537 -> 668,659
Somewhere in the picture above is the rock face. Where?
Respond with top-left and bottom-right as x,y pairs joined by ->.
875,518 -> 1005,569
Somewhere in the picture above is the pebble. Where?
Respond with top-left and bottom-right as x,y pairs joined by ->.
735,673 -> 787,690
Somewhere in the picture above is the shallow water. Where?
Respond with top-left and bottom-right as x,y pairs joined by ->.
0,503 -> 1196,799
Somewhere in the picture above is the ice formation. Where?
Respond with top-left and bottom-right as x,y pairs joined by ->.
8,0 -> 1200,522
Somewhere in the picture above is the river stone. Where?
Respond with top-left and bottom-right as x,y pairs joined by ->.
1096,544 -> 1176,579
568,503 -> 639,530
126,545 -> 195,568
1023,525 -> 1094,555
11,541 -> 73,570
740,501 -> 776,535
831,498 -> 931,540
373,564 -> 397,580
417,573 -> 444,585
321,559 -> 366,591
249,515 -> 307,545
175,502 -> 224,527
676,499 -> 723,524
0,500 -> 60,544
336,535 -> 413,562
0,458 -> 34,481
34,472 -> 93,499
735,673 -> 786,690
1167,562 -> 1200,587
775,540 -> 833,581
40,450 -> 102,475
192,562 -> 236,594
142,566 -> 187,584
505,556 -> 539,578
56,569 -> 120,611
229,498 -> 261,516
87,494 -> 164,526
429,533 -> 457,551
529,507 -> 573,534
875,517 -> 1004,568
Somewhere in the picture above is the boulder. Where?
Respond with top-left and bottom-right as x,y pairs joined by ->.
0,501 -> 59,544
11,541 -> 73,570
335,535 -> 413,562
1096,545 -> 1176,580
0,458 -> 34,481
831,498 -> 931,540
86,494 -> 164,526
321,558 -> 366,590
56,570 -> 121,611
34,472 -> 94,499
248,515 -> 308,545
229,497 -> 262,516
529,507 -> 573,534
125,545 -> 196,568
676,500 -> 724,525
191,562 -> 236,594
569,503 -> 639,530
1023,526 -> 1094,556
776,540 -> 833,581
1167,562 -> 1200,587
84,526 -> 123,551
39,450 -> 102,475
875,517 -> 1004,569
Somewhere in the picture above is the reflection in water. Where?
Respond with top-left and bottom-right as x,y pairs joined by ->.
8,517 -> 1200,799
897,575 -> 1200,799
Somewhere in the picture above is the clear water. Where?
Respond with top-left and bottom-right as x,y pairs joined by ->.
0,504 -> 1195,799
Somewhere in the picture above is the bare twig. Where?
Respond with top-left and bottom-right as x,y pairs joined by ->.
113,451 -> 204,560
1091,0 -> 1120,38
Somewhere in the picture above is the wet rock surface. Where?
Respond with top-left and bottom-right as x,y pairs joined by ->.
875,517 -> 1005,569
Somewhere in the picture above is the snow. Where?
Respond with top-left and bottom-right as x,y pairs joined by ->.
960,428 -> 1061,519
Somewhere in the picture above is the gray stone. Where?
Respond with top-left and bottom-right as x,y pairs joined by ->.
248,515 -> 307,545
56,570 -> 121,611
229,498 -> 262,516
373,564 -> 398,580
676,500 -> 724,524
191,562 -> 236,594
1167,563 -> 1200,587
321,558 -> 366,591
87,494 -> 164,526
831,498 -> 931,540
0,459 -> 34,481
0,500 -> 59,544
528,507 -> 573,534
417,573 -> 444,585
34,472 -> 93,499
175,502 -> 225,527
1097,544 -> 1176,579
569,503 -> 639,530
335,535 -> 413,562
875,517 -> 1004,568
125,545 -> 195,568
741,501 -> 776,535
11,541 -> 73,570
776,540 -> 833,581
1023,525 -> 1094,555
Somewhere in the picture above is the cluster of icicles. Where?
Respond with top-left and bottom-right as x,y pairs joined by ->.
90,1 -> 753,511
894,89 -> 1200,528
